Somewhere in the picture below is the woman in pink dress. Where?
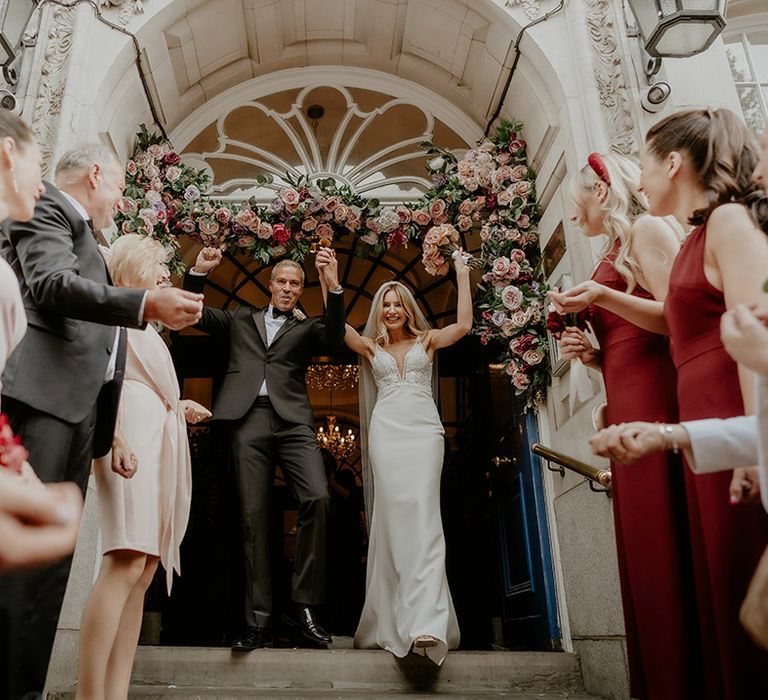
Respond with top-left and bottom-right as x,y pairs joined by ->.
552,152 -> 700,698
76,235 -> 210,700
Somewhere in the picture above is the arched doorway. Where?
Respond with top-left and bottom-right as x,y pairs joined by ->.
133,69 -> 561,653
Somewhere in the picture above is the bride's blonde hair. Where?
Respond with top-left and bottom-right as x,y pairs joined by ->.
569,152 -> 648,293
366,281 -> 431,347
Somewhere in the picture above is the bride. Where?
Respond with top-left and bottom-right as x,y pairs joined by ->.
320,250 -> 472,665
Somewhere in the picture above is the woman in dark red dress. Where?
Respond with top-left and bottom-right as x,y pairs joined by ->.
553,152 -> 701,699
639,108 -> 768,699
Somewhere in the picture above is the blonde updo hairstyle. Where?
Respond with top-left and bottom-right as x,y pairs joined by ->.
366,281 -> 431,347
106,234 -> 168,290
569,152 -> 648,293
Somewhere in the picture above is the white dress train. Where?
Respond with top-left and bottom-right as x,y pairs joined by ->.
354,341 -> 460,665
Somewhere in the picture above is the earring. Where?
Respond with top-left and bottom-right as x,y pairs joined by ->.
9,165 -> 18,194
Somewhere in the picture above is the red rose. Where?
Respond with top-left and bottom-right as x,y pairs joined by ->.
163,152 -> 181,166
272,223 -> 291,244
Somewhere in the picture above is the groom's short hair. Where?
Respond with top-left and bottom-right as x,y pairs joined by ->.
54,143 -> 120,185
270,259 -> 304,284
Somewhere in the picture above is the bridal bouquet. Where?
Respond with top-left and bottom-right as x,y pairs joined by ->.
546,307 -> 595,414
0,414 -> 27,475
421,223 -> 483,276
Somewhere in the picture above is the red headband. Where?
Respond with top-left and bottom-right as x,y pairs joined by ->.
587,152 -> 611,187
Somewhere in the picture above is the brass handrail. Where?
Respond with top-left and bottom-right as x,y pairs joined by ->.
532,443 -> 612,491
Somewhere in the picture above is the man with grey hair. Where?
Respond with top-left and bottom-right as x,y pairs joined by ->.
0,143 -> 204,699
186,246 -> 345,651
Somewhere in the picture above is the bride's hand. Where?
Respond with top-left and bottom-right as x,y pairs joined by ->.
453,248 -> 470,276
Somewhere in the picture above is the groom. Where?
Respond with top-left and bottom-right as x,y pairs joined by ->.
185,247 -> 345,649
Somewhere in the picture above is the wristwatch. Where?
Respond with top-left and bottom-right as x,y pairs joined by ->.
328,284 -> 344,294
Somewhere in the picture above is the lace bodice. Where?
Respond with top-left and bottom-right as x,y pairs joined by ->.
371,341 -> 433,395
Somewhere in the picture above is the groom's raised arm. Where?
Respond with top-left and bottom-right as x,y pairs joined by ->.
183,269 -> 233,336
312,248 -> 345,352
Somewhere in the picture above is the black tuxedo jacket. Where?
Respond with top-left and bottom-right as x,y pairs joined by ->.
185,272 -> 345,426
1,182 -> 145,455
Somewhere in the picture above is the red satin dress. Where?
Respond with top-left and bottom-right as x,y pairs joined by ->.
665,223 -> 768,699
590,244 -> 702,699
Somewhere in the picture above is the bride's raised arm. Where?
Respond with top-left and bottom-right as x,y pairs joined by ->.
316,250 -> 373,359
427,252 -> 473,350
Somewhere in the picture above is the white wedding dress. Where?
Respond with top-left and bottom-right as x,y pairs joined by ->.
354,340 -> 460,665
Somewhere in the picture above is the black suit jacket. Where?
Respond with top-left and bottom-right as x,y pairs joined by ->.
185,272 -> 345,426
1,183 -> 146,455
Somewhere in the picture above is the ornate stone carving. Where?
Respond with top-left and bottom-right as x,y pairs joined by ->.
98,0 -> 146,26
583,0 -> 640,156
505,0 -> 543,20
29,5 -> 76,175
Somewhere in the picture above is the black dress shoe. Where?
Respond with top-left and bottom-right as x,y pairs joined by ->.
231,626 -> 273,651
282,604 -> 332,647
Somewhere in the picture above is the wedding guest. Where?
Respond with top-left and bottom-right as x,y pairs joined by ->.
333,252 -> 471,666
551,152 -> 699,698
185,246 -> 345,650
0,112 -> 82,574
0,144 -> 203,699
591,108 -> 768,699
76,234 -> 210,700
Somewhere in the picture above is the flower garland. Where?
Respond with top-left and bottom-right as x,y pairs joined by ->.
114,120 -> 549,408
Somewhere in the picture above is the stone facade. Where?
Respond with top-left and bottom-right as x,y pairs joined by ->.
2,0 -> 759,697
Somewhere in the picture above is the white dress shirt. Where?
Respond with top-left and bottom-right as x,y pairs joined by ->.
682,375 -> 768,513
257,305 -> 290,397
60,191 -> 145,381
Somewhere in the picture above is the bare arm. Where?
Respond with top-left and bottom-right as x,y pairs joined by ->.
427,254 -> 473,351
549,216 -> 679,335
707,203 -> 768,413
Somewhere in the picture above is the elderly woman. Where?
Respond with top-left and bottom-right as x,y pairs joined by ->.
76,234 -> 210,700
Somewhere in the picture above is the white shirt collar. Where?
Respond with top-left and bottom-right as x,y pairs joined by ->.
59,190 -> 90,222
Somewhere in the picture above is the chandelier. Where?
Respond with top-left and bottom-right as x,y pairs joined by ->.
316,415 -> 357,461
306,363 -> 359,391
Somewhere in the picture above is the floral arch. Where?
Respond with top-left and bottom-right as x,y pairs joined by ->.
116,71 -> 550,407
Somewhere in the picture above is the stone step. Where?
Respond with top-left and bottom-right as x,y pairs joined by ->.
125,647 -> 585,694
52,689 -> 598,699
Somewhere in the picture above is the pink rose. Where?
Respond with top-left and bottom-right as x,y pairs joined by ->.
235,208 -> 258,229
457,161 -> 474,178
215,208 -> 232,225
432,213 -> 449,225
509,140 -> 525,152
147,144 -> 163,160
323,196 -> 341,212
412,210 -> 431,227
279,188 -> 301,206
458,199 -> 474,216
121,220 -> 135,233
494,165 -> 513,185
316,223 -> 333,240
511,165 -> 527,180
457,215 -> 473,232
463,177 -> 479,192
523,348 -> 545,366
302,217 -> 318,232
496,152 -> 511,165
126,161 -> 138,176
492,257 -> 511,278
117,197 -> 137,215
497,190 -> 512,206
237,235 -> 255,248
514,180 -> 532,197
501,285 -> 523,311
272,223 -> 291,244
334,204 -> 349,222
512,372 -> 530,391
199,219 -> 220,236
428,199 -> 446,218
150,178 -> 164,192
256,222 -> 273,239
165,166 -> 181,183
365,217 -> 379,233
396,206 -> 412,224
510,248 -> 526,263
517,214 -> 531,229
510,309 -> 529,327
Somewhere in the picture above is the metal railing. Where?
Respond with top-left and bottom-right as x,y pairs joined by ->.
532,443 -> 612,495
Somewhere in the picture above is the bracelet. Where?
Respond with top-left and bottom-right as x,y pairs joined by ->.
657,423 -> 679,454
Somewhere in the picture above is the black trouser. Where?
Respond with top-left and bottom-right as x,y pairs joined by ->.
231,397 -> 329,629
0,397 -> 97,700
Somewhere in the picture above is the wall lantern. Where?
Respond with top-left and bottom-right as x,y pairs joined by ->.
0,0 -> 37,75
625,0 -> 727,59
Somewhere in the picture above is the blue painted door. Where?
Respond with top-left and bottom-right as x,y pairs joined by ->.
489,379 -> 561,650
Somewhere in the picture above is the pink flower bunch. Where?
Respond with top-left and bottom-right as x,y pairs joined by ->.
421,223 -> 461,276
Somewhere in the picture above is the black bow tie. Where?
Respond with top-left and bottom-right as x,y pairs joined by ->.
271,307 -> 292,319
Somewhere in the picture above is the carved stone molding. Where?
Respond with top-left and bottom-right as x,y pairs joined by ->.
98,0 -> 146,26
29,5 -> 76,175
583,0 -> 640,156
505,0 -> 543,20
